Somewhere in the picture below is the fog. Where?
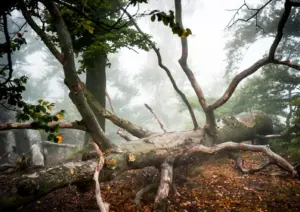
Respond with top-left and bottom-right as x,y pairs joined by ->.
10,0 -> 274,141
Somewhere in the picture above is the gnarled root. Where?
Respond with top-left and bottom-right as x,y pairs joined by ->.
153,157 -> 174,211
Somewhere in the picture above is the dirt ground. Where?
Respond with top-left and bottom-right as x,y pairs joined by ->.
3,151 -> 300,212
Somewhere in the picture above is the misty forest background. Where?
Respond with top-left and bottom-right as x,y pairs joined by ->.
1,0 -> 300,211
1,0 -> 300,157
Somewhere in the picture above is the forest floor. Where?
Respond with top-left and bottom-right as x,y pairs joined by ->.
5,151 -> 300,212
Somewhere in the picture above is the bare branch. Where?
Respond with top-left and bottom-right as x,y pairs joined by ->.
0,121 -> 86,131
19,0 -> 63,64
234,154 -> 274,174
226,0 -> 272,30
187,142 -> 298,176
144,103 -> 167,133
53,0 -> 131,31
91,141 -> 109,212
207,58 -> 270,110
82,82 -> 153,138
209,0 -> 295,110
269,0 -> 292,59
175,0 -> 208,113
120,5 -> 200,130
273,59 -> 300,70
42,141 -> 77,148
106,88 -> 132,141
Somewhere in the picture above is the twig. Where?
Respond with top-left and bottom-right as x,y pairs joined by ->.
226,0 -> 272,30
121,5 -> 199,130
144,104 -> 166,133
91,141 -> 109,212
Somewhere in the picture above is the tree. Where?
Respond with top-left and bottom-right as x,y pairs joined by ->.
0,0 -> 300,211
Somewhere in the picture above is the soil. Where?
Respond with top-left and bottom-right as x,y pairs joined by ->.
2,151 -> 300,212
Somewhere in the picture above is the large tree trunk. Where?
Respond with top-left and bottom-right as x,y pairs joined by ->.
86,53 -> 107,132
0,111 -> 282,211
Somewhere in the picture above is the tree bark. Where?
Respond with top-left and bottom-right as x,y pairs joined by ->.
0,111 -> 288,211
86,53 -> 107,132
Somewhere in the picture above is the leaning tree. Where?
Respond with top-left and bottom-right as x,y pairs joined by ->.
0,0 -> 300,211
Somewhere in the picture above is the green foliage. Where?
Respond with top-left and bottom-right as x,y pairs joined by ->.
16,100 -> 65,143
150,10 -> 192,38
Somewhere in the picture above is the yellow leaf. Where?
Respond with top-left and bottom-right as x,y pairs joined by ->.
180,28 -> 192,38
56,114 -> 62,120
47,106 -> 53,111
86,26 -> 94,34
56,135 -> 63,143
69,168 -> 74,175
128,154 -> 135,162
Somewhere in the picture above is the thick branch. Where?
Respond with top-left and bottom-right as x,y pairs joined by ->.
269,0 -> 292,59
207,58 -> 270,110
209,0 -> 294,110
82,82 -> 153,138
0,121 -> 86,131
19,0 -> 63,64
1,14 -> 13,86
121,6 -> 199,130
272,59 -> 300,70
175,0 -> 208,112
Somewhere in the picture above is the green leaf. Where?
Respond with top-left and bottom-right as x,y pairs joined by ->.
151,14 -> 156,22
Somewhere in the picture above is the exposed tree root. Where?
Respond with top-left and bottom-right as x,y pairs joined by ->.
154,157 -> 174,211
134,183 -> 157,208
91,142 -> 109,212
187,142 -> 298,176
234,155 -> 274,174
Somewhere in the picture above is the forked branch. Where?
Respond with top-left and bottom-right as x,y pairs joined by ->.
208,0 -> 297,110
121,5 -> 199,130
175,0 -> 208,112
